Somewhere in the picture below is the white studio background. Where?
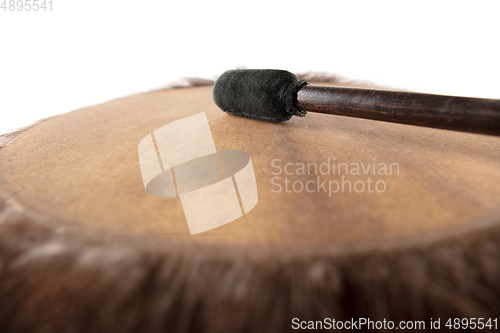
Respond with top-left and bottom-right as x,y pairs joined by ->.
1,0 -> 499,135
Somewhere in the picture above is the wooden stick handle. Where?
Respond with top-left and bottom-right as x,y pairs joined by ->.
296,85 -> 500,136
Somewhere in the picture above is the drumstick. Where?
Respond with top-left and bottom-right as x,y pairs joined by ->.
213,69 -> 500,136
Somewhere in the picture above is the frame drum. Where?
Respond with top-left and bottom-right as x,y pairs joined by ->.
1,75 -> 499,332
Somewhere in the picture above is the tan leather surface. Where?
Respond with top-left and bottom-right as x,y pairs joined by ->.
1,84 -> 500,252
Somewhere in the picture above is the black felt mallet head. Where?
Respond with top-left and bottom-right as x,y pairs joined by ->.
212,69 -> 500,136
212,69 -> 308,122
